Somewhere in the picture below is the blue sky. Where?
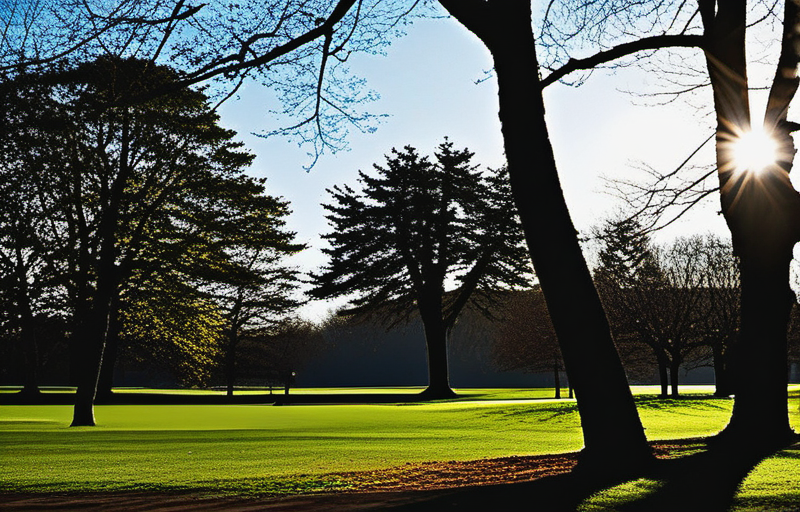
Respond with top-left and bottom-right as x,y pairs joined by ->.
217,14 -> 741,321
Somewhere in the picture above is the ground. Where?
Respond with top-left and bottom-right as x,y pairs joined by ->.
0,442 -> 696,511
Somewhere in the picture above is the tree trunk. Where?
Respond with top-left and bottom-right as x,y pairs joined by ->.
655,347 -> 669,398
669,356 -> 681,398
70,307 -> 110,426
554,362 -> 561,399
418,302 -> 455,399
16,265 -> 39,396
704,0 -> 800,446
97,302 -> 122,401
70,110 -> 131,427
440,0 -> 652,472
226,330 -> 238,398
712,343 -> 733,397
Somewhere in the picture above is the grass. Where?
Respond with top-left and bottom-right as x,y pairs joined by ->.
1,385 -> 798,509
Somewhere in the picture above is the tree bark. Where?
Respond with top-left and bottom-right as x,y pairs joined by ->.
418,299 -> 456,399
226,329 -> 239,398
704,0 -> 800,445
669,356 -> 681,398
655,348 -> 669,398
70,109 -> 131,427
97,301 -> 122,400
440,0 -> 652,472
712,343 -> 733,397
553,362 -> 561,399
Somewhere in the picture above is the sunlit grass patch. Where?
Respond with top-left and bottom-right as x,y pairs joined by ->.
577,478 -> 665,511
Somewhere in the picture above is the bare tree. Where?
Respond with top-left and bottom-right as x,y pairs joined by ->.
488,288 -> 569,399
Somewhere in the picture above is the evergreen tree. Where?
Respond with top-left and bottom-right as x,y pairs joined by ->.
311,141 -> 531,398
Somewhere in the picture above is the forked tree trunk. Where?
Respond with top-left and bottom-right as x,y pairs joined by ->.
440,0 -> 653,473
70,110 -> 131,427
703,0 -> 800,446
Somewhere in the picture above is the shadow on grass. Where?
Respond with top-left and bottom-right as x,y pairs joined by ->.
378,440 -> 799,512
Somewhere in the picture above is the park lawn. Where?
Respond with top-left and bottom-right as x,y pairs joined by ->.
0,385 -> 798,506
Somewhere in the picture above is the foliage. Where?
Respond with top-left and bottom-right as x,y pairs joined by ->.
0,57 -> 303,391
488,288 -> 562,376
312,140 -> 530,325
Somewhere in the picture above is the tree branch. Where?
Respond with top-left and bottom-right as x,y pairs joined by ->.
541,34 -> 704,89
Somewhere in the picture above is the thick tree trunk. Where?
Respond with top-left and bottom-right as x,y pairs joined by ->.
70,309 -> 109,426
418,300 -> 455,399
704,0 -> 800,446
70,112 -> 130,427
440,0 -> 652,473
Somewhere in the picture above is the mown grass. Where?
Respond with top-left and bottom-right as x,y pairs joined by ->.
1,385 -> 798,509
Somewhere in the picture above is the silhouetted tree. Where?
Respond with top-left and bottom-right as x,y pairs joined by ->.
693,235 -> 740,398
594,217 -> 673,397
1,57 -> 301,425
489,288 -> 569,399
238,318 -> 324,393
208,245 -> 305,397
311,141 -> 530,398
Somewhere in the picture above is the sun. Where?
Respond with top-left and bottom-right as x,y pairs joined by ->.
730,127 -> 779,175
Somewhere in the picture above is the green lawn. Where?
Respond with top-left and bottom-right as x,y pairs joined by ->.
1,385 -> 798,509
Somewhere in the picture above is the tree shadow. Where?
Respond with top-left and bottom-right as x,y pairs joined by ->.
379,440 -> 798,512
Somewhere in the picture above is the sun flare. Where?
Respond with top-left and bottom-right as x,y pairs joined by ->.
731,128 -> 779,175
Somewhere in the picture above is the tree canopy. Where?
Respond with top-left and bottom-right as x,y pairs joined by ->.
312,140 -> 531,397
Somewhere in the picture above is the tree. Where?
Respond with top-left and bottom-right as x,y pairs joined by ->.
239,318 -> 324,394
596,219 -> 742,398
1,57 -> 302,425
699,0 -> 800,448
488,288 -> 569,399
693,235 -> 740,398
438,0 -> 666,472
594,217 -> 674,397
311,141 -> 531,398
209,246 -> 304,398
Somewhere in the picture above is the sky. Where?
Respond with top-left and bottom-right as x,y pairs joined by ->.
216,12 -> 774,322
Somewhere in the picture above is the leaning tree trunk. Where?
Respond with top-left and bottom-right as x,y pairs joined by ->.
704,0 -> 800,446
440,0 -> 653,473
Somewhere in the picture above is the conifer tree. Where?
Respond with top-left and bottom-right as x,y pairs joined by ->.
311,141 -> 530,398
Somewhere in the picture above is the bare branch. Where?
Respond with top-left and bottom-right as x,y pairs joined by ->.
541,33 -> 704,88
